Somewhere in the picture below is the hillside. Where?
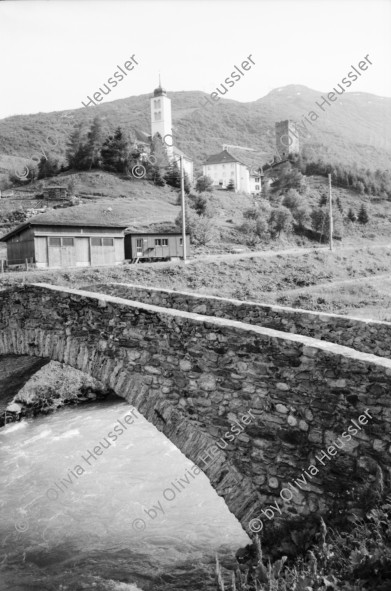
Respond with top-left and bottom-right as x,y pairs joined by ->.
1,162 -> 390,262
0,85 -> 390,185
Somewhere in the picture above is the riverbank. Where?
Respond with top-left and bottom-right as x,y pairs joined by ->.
1,359 -> 112,427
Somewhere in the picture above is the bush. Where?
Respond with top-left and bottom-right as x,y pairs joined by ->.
293,204 -> 312,229
272,162 -> 307,194
269,206 -> 293,237
239,218 -> 269,247
195,175 -> 213,193
66,177 -> 79,195
239,202 -> 271,244
311,207 -> 344,239
188,193 -> 216,217
282,189 -> 311,229
282,189 -> 304,211
175,208 -> 218,245
216,493 -> 391,590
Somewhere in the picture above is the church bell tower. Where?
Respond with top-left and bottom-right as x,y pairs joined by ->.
150,77 -> 173,157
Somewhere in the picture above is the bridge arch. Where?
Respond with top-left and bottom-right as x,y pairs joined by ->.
1,283 -> 391,541
0,328 -> 257,536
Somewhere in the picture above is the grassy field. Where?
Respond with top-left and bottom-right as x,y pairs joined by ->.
1,244 -> 391,321
1,167 -> 391,322
1,168 -> 391,252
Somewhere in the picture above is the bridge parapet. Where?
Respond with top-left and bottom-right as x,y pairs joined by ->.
84,282 -> 391,358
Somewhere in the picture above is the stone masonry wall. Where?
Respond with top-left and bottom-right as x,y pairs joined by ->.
85,282 -> 391,358
1,282 -> 391,539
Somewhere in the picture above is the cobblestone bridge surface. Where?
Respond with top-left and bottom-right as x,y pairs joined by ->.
1,282 -> 390,540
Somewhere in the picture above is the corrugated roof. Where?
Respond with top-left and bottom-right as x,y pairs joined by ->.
0,213 -> 129,242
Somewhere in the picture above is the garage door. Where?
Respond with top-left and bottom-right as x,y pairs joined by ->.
90,237 -> 116,266
48,237 -> 76,268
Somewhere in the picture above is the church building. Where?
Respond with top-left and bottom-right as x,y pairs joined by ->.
150,82 -> 194,184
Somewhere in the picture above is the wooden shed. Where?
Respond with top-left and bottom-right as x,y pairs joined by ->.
125,232 -> 190,261
42,186 -> 68,200
0,220 -> 128,268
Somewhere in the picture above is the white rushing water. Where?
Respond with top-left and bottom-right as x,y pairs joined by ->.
0,397 -> 249,591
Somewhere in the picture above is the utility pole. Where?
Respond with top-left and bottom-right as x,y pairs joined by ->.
328,173 -> 333,251
180,155 -> 187,262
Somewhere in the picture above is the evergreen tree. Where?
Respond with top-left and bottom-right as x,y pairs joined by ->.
357,204 -> 369,224
311,207 -> 344,240
347,207 -> 357,222
147,133 -> 168,185
101,127 -> 130,173
164,160 -> 191,193
86,116 -> 104,170
356,181 -> 366,195
319,192 -> 327,206
149,166 -> 166,186
150,133 -> 169,169
66,123 -> 84,169
37,156 -> 59,179
336,196 -> 343,214
164,160 -> 181,188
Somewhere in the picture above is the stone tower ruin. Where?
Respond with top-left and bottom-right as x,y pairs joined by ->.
275,120 -> 300,160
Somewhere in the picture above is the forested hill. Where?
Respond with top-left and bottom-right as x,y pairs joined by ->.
0,84 -> 390,173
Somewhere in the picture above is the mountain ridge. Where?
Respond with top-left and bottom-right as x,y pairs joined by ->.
0,85 -> 390,179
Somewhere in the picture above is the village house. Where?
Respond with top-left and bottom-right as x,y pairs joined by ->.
202,149 -> 262,194
0,219 -> 127,268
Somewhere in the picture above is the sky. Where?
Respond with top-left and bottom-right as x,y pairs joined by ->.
0,0 -> 390,119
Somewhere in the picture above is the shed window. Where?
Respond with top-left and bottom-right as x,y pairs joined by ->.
49,237 -> 61,246
91,238 -> 102,246
136,239 -> 143,248
62,238 -> 74,246
155,238 -> 168,246
102,238 -> 114,246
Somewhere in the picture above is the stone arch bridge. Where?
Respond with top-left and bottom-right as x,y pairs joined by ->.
1,282 -> 391,540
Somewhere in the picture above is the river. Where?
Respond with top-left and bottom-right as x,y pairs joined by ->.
0,396 -> 250,591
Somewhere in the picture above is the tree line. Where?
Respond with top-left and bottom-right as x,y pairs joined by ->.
288,154 -> 391,200
9,116 -> 191,193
